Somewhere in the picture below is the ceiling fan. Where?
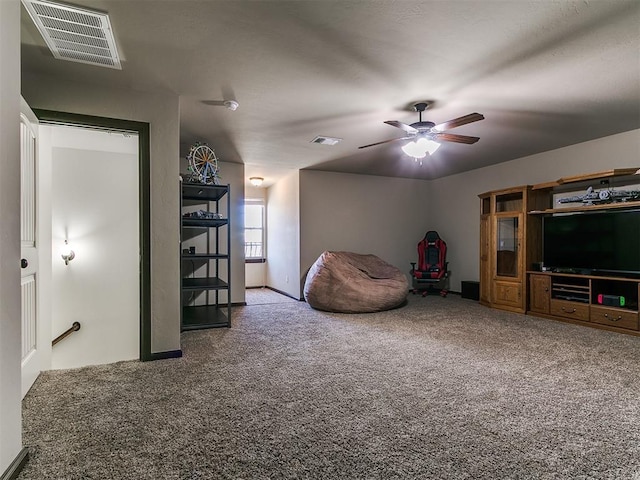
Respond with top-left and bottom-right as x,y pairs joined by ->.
359,102 -> 484,158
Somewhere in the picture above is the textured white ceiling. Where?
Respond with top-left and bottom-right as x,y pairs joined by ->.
21,0 -> 640,184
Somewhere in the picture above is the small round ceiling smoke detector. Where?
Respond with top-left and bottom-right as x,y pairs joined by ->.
224,100 -> 239,111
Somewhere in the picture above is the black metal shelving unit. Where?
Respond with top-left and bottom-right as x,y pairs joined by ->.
180,180 -> 231,330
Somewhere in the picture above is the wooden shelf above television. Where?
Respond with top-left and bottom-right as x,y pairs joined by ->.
528,167 -> 640,214
532,168 -> 640,190
529,199 -> 640,215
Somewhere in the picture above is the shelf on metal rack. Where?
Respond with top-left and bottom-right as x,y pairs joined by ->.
181,182 -> 228,201
182,305 -> 230,330
182,277 -> 228,291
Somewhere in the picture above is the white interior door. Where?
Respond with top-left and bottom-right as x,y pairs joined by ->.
20,99 -> 46,397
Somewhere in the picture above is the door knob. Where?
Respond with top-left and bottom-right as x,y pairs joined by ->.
21,258 -> 28,269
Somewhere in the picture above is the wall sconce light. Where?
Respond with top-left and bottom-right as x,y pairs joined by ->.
61,240 -> 75,265
250,177 -> 264,187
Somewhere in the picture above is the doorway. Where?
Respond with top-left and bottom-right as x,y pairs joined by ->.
243,196 -> 297,305
34,109 -> 153,362
244,198 -> 266,288
45,125 -> 139,368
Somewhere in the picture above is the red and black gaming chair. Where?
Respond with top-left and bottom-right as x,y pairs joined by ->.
410,231 -> 449,297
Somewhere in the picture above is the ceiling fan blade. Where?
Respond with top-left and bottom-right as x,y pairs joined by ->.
358,137 -> 408,149
384,120 -> 419,135
432,113 -> 484,132
435,132 -> 480,144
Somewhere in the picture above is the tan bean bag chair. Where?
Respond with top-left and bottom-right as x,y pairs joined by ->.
303,251 -> 409,313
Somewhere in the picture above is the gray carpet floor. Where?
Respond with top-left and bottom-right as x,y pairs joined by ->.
18,295 -> 640,479
245,288 -> 298,305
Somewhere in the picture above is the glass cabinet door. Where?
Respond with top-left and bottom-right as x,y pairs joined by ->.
496,215 -> 519,277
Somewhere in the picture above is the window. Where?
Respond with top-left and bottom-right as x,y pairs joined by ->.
245,200 -> 265,261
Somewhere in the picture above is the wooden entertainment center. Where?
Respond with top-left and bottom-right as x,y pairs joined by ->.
479,168 -> 640,336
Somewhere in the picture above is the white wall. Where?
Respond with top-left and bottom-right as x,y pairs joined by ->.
0,0 -> 23,474
246,184 -> 266,200
266,171 -> 300,298
47,126 -> 140,369
245,265 -> 266,288
22,73 -> 181,354
299,171 -> 432,295
428,129 -> 640,291
245,185 -> 266,288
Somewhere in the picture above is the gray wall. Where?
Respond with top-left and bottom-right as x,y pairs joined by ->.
0,0 -> 22,473
428,129 -> 640,291
22,73 -> 181,354
299,170 -> 431,296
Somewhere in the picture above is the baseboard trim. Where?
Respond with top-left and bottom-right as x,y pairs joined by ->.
1,447 -> 29,480
266,286 -> 302,301
145,349 -> 183,361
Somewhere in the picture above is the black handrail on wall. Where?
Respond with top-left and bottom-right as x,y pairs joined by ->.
52,322 -> 81,347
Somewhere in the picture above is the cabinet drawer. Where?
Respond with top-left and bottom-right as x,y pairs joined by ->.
550,299 -> 589,321
493,281 -> 522,308
590,306 -> 639,330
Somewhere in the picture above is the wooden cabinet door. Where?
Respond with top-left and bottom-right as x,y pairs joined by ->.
493,280 -> 522,310
529,274 -> 550,314
494,213 -> 523,279
479,215 -> 491,304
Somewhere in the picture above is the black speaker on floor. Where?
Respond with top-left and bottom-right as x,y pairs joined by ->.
461,281 -> 480,301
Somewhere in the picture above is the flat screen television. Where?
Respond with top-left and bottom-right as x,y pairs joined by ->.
543,209 -> 640,277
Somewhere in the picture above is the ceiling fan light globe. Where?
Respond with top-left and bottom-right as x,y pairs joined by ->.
223,100 -> 239,111
413,137 -> 441,155
402,141 -> 427,158
424,139 -> 441,155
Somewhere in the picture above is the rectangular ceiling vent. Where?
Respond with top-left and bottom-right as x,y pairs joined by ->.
22,0 -> 122,69
311,136 -> 342,146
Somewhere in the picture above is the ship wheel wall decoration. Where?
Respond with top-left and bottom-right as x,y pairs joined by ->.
187,142 -> 221,185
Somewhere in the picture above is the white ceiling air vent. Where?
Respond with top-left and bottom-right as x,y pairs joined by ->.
311,136 -> 342,146
22,0 -> 121,69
